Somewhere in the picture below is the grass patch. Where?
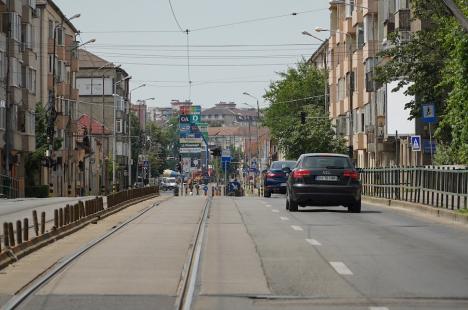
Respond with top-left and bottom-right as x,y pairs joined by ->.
457,208 -> 468,215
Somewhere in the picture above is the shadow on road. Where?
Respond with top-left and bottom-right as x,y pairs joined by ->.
297,208 -> 382,214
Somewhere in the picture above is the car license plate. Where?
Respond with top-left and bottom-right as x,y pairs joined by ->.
316,176 -> 338,181
280,183 -> 287,186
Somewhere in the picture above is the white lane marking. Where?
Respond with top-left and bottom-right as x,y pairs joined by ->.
329,262 -> 353,275
369,307 -> 389,310
265,204 -> 272,208
280,216 -> 289,221
291,225 -> 303,231
272,209 -> 280,213
305,238 -> 322,246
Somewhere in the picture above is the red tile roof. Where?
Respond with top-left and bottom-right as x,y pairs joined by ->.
77,114 -> 111,135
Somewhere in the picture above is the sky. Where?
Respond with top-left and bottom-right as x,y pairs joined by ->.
54,0 -> 330,109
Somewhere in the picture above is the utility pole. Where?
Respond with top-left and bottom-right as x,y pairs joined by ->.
4,7 -> 11,179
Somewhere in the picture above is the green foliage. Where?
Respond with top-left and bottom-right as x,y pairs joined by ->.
376,0 -> 468,164
25,103 -> 48,186
263,61 -> 346,159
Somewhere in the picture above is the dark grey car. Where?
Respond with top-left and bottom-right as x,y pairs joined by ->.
286,153 -> 362,213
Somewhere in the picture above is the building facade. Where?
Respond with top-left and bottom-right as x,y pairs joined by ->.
327,0 -> 417,168
36,0 -> 81,196
201,102 -> 259,127
0,0 -> 40,197
76,49 -> 131,191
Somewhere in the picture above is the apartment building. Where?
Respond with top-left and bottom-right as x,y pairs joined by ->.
327,0 -> 416,168
201,102 -> 259,127
0,0 -> 39,197
76,49 -> 131,191
36,0 -> 81,196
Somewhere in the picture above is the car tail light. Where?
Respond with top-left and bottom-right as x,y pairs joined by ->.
344,170 -> 359,180
292,169 -> 311,179
267,172 -> 281,178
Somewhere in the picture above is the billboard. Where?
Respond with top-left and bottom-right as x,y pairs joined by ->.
386,81 -> 415,136
76,78 -> 113,96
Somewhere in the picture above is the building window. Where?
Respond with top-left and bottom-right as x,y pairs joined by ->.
338,78 -> 345,101
365,58 -> 377,92
0,52 -> 5,80
29,0 -> 37,9
115,96 -> 124,111
116,119 -> 123,133
0,106 -> 5,129
396,0 -> 409,10
364,15 -> 374,43
11,13 -> 22,42
357,24 -> 364,49
48,20 -> 54,39
345,0 -> 354,18
57,27 -> 64,46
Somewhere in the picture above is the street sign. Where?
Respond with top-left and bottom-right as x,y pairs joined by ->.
179,115 -> 190,123
180,147 -> 202,154
180,137 -> 203,144
423,140 -> 437,154
422,104 -> 437,124
221,155 -> 231,163
189,114 -> 201,124
410,135 -> 421,152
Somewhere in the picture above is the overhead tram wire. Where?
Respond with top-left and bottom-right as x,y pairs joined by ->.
168,0 -> 192,100
79,7 -> 328,34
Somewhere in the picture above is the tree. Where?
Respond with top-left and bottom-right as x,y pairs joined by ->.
376,0 -> 468,164
263,61 -> 346,159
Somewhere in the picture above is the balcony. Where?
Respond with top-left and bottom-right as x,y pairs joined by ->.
56,114 -> 70,130
362,0 -> 378,15
352,7 -> 363,27
22,134 -> 35,152
395,9 -> 411,32
342,17 -> 354,34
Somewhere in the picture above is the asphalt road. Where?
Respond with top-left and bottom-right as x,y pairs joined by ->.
2,194 -> 468,310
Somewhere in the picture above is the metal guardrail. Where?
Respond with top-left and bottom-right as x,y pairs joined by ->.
360,166 -> 468,210
0,174 -> 19,199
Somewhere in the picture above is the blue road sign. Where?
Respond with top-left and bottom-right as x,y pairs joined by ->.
410,135 -> 421,151
221,156 -> 231,163
422,104 -> 437,124
423,140 -> 437,154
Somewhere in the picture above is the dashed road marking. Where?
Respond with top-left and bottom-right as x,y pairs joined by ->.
272,209 -> 279,213
305,238 -> 321,246
265,204 -> 272,208
369,307 -> 389,310
280,217 -> 289,221
291,225 -> 303,231
329,262 -> 353,275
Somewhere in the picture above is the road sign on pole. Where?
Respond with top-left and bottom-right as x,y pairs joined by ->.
410,135 -> 421,152
422,104 -> 437,124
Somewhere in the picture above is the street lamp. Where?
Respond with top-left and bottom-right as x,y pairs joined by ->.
112,76 -> 132,191
301,31 -> 325,42
128,83 -> 146,188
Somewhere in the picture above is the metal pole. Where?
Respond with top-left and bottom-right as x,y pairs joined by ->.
5,6 -> 11,179
112,87 -> 116,192
128,95 -> 132,189
102,75 -> 106,193
428,123 -> 434,164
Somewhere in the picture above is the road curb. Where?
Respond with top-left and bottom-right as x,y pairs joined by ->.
363,196 -> 468,225
0,193 -> 165,270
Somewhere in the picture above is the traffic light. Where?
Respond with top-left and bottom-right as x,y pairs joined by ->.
300,111 -> 307,124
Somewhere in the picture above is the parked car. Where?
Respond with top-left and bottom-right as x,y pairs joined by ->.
286,153 -> 361,213
263,160 -> 297,197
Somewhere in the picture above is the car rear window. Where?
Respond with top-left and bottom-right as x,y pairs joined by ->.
300,156 -> 352,169
271,161 -> 296,170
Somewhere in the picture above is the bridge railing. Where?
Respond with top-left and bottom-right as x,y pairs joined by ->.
360,166 -> 468,210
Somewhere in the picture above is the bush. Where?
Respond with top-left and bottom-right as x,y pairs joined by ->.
25,185 -> 49,198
